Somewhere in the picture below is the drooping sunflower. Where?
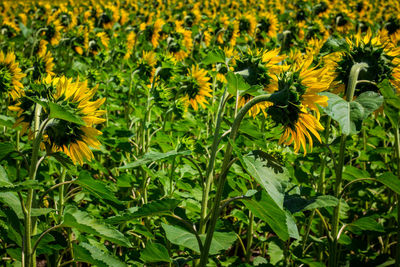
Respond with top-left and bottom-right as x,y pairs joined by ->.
31,41 -> 55,81
255,12 -> 278,44
327,30 -> 400,95
10,75 -> 105,165
137,50 -> 157,82
234,48 -> 286,117
0,51 -> 26,100
140,18 -> 164,48
166,21 -> 193,61
44,15 -> 63,46
266,54 -> 333,154
178,65 -> 212,111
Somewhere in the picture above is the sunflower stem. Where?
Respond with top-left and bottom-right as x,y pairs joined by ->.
329,62 -> 367,267
199,94 -> 271,267
199,88 -> 227,235
58,168 -> 67,221
393,126 -> 400,267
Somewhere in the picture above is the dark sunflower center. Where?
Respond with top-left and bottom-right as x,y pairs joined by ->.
267,72 -> 305,129
182,79 -> 200,99
337,44 -> 394,95
313,2 -> 327,15
336,14 -> 348,27
143,25 -> 155,41
138,62 -> 153,77
45,25 -> 56,40
258,19 -> 271,33
0,64 -> 12,93
235,56 -> 271,87
46,119 -> 84,148
239,18 -> 250,33
60,13 -> 71,27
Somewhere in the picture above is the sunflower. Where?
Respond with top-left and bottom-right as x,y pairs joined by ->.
31,41 -> 55,81
327,30 -> 400,95
266,54 -> 333,154
238,12 -> 257,37
167,21 -> 193,61
179,65 -> 212,111
140,18 -> 164,48
0,51 -> 26,100
137,51 -> 157,82
44,16 -> 63,46
10,75 -> 105,165
235,48 -> 286,117
124,31 -> 136,59
256,12 -> 278,43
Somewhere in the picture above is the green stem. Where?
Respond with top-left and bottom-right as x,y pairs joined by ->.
394,126 -> 400,267
58,168 -> 67,221
199,94 -> 271,267
199,88 -> 227,235
329,62 -> 368,267
245,212 -> 254,263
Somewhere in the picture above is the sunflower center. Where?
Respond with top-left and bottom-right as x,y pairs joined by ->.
182,78 -> 200,99
258,19 -> 271,33
0,64 -> 13,92
239,18 -> 250,33
235,57 -> 271,87
267,72 -> 305,129
60,13 -> 71,27
45,25 -> 56,40
46,119 -> 84,148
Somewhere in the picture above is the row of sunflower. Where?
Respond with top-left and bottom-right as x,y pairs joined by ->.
1,0 -> 400,266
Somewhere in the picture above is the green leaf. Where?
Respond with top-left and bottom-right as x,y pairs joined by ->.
76,171 -> 123,204
320,36 -> 347,53
48,102 -> 86,125
0,115 -> 15,128
0,143 -> 15,161
240,151 -> 288,208
379,80 -> 400,127
74,242 -> 127,267
226,71 -> 251,96
203,49 -> 225,65
140,243 -> 171,263
0,166 -> 11,187
284,194 -> 339,214
119,150 -> 191,169
161,223 -> 237,254
377,172 -> 400,195
0,192 -> 23,219
106,199 -> 181,224
62,206 -> 131,247
321,92 -> 382,135
242,191 -> 289,241
0,180 -> 40,193
348,215 -> 385,233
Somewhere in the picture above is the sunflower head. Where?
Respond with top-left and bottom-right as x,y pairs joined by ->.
330,31 -> 400,95
178,65 -> 212,111
0,51 -> 26,100
10,75 -> 105,165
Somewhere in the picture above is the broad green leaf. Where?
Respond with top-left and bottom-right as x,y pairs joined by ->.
48,102 -> 86,125
379,80 -> 400,127
62,205 -> 131,247
73,242 -> 127,267
354,91 -> 383,117
241,151 -> 288,208
0,166 -> 11,187
0,192 -> 23,219
76,171 -> 123,204
161,223 -> 236,254
286,211 -> 300,239
203,49 -> 225,65
0,115 -> 15,128
226,71 -> 251,96
119,150 -> 191,169
321,92 -> 383,135
106,199 -> 180,224
140,243 -> 171,263
242,191 -> 289,241
284,194 -> 339,214
343,166 -> 370,181
348,216 -> 385,233
377,172 -> 400,195
0,143 -> 15,161
0,180 -> 40,193
320,36 -> 347,54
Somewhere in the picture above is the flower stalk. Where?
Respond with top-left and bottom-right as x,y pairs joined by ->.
198,94 -> 271,267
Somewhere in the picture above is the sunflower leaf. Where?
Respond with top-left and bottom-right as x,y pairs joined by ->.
73,242 -> 128,267
203,49 -> 225,65
48,102 -> 86,126
140,243 -> 171,263
118,150 -> 191,169
226,71 -> 250,96
62,205 -> 131,247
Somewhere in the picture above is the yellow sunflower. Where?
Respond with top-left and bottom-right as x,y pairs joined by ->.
266,54 -> 334,154
327,29 -> 400,95
0,51 -> 26,100
11,75 -> 105,165
32,41 -> 55,81
44,16 -> 63,46
180,65 -> 212,111
235,48 -> 286,117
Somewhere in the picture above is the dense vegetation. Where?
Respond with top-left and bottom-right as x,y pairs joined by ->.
1,0 -> 400,266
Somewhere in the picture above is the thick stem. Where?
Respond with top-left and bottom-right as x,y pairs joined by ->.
199,89 -> 227,234
199,94 -> 271,267
394,127 -> 400,267
329,62 -> 368,267
58,168 -> 67,220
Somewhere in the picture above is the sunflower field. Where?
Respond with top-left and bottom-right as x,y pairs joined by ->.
2,0 -> 400,266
